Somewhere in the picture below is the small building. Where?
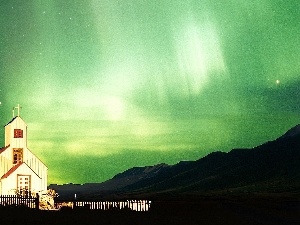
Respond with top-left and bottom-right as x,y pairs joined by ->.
0,105 -> 47,195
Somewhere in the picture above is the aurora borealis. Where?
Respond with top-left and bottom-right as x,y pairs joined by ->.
0,1 -> 299,184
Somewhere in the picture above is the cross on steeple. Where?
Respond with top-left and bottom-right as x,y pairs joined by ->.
12,104 -> 22,117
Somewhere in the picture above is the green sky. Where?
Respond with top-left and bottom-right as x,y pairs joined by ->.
0,0 -> 299,184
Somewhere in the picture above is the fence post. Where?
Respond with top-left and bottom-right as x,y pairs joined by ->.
35,193 -> 39,210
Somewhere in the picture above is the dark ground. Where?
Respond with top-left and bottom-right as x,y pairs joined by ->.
0,194 -> 299,225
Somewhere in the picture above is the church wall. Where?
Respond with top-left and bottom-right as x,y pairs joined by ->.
1,164 -> 42,195
4,125 -> 11,147
6,117 -> 27,149
1,175 -> 17,195
43,168 -> 47,190
0,149 -> 13,177
24,149 -> 48,184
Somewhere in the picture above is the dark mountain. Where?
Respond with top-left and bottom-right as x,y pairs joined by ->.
279,124 -> 300,139
50,124 -> 300,200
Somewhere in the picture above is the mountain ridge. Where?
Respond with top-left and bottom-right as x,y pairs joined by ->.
50,124 -> 300,200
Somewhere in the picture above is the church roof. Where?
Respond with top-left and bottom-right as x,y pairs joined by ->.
4,116 -> 18,127
1,163 -> 23,179
0,145 -> 10,154
1,162 -> 41,179
4,116 -> 27,127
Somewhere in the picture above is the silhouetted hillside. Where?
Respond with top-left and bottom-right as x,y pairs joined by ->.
50,124 -> 300,200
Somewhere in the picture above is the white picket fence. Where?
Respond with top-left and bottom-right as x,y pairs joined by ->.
58,200 -> 151,211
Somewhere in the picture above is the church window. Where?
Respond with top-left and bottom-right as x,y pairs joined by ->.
13,148 -> 23,164
14,129 -> 23,138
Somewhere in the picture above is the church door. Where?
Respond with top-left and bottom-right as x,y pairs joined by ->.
17,175 -> 31,196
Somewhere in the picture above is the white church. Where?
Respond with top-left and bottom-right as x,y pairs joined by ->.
0,105 -> 47,196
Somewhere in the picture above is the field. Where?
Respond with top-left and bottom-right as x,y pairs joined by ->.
0,194 -> 299,225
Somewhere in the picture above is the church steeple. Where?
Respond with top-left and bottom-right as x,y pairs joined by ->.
12,104 -> 22,117
5,105 -> 27,148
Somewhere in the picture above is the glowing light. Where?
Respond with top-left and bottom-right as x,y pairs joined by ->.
173,15 -> 226,95
102,96 -> 125,121
1,1 -> 299,184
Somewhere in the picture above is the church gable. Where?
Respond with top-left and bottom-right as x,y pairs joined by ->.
1,162 -> 23,179
0,144 -> 47,182
5,116 -> 28,148
5,116 -> 18,126
1,162 -> 42,195
1,162 -> 41,180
